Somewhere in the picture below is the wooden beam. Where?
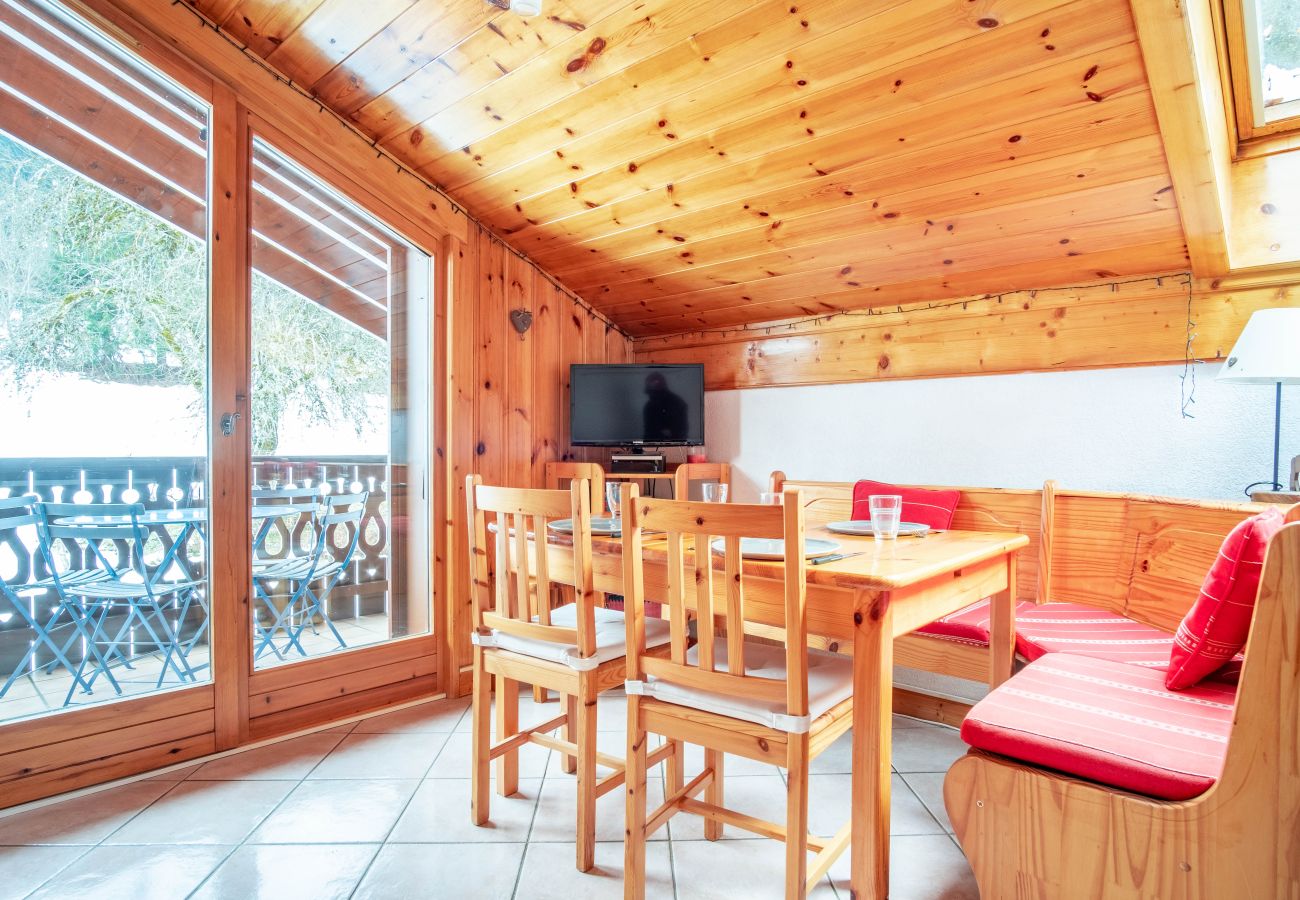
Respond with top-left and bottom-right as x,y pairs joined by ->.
634,275 -> 1300,390
1128,0 -> 1232,276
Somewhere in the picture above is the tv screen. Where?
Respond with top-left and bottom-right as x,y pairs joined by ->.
570,364 -> 705,447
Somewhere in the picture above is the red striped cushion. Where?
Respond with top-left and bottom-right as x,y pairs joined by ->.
850,480 -> 961,529
1166,508 -> 1285,690
1014,602 -> 1176,669
961,653 -> 1236,800
915,598 -> 1036,643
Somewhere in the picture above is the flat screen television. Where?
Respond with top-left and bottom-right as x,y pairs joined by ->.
570,364 -> 705,448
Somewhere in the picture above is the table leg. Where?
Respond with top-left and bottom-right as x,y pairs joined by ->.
850,590 -> 893,900
988,553 -> 1017,689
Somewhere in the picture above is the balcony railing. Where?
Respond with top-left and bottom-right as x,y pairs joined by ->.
0,455 -> 391,681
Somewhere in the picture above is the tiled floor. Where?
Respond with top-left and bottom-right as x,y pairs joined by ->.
0,691 -> 978,899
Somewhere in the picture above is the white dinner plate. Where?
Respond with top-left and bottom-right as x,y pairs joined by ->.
547,517 -> 623,535
710,537 -> 841,560
826,520 -> 930,537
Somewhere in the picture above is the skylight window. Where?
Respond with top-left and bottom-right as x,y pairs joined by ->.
1224,0 -> 1300,143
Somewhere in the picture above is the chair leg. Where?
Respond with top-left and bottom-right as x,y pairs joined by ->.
575,676 -> 598,872
495,674 -> 520,797
664,738 -> 685,796
471,649 -> 491,826
704,748 -> 725,840
561,693 -> 578,774
785,735 -> 810,900
624,692 -> 649,900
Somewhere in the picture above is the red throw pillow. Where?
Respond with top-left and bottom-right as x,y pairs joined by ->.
1165,507 -> 1285,690
850,480 -> 961,529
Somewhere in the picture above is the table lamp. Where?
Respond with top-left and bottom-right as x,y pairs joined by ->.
1216,308 -> 1300,493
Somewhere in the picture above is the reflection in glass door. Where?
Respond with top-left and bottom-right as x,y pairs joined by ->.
249,136 -> 431,669
0,0 -> 211,722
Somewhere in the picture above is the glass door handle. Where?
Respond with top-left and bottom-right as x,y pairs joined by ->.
220,412 -> 241,436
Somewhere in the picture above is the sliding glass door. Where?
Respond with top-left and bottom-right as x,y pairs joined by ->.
248,136 -> 432,671
0,0 -> 212,724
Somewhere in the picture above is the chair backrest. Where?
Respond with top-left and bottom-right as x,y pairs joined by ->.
621,483 -> 809,723
253,485 -> 324,514
673,462 -> 731,501
467,475 -> 597,657
544,462 -> 605,516
309,491 -> 367,575
769,471 -> 1045,603
0,497 -> 46,601
39,502 -> 149,589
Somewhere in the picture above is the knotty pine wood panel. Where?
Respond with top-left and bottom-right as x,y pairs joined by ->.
184,0 -> 1182,335
634,277 -> 1299,389
446,223 -> 632,680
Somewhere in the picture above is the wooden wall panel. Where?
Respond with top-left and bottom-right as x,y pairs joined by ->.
634,275 -> 1300,390
445,223 -> 632,685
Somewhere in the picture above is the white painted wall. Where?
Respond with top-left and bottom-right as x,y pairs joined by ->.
705,362 -> 1291,503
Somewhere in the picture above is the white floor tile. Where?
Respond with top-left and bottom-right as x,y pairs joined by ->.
105,780 -> 295,845
890,725 -> 969,774
307,731 -> 450,780
190,843 -> 378,900
189,733 -> 344,781
829,833 -> 978,899
25,844 -> 232,900
901,772 -> 954,833
247,779 -> 418,844
531,773 -> 667,844
514,840 -> 674,899
0,845 -> 92,900
389,778 -> 541,843
353,697 -> 470,734
672,838 -> 838,899
667,775 -> 786,842
0,781 -> 173,846
428,731 -> 551,780
353,842 -> 524,899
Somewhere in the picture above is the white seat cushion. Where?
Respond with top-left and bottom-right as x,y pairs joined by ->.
627,639 -> 853,734
474,603 -> 671,671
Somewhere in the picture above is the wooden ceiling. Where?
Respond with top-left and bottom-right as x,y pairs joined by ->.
188,0 -> 1189,336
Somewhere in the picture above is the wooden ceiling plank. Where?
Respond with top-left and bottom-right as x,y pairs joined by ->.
354,0 -> 629,144
602,208 -> 1185,318
427,0 -> 969,195
595,205 -> 1184,315
625,241 -> 1189,336
485,40 -> 1150,237
306,0 -> 503,117
536,135 -> 1167,273
391,0 -> 780,174
1127,0 -> 1231,276
638,271 -> 1193,348
262,0 -> 420,87
452,0 -> 1124,214
218,0 -> 329,61
560,173 -> 1177,293
507,82 -> 1160,273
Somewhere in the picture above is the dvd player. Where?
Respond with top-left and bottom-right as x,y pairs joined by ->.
610,454 -> 665,474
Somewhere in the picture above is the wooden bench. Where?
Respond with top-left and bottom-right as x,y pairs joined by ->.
942,509 -> 1300,899
768,473 -> 1273,719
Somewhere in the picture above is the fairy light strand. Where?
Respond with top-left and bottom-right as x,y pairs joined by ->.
166,0 -> 626,337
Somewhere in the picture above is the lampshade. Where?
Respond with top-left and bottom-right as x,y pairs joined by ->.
511,0 -> 542,14
1216,308 -> 1300,384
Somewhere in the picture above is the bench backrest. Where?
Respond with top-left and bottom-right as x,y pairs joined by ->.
1049,489 -> 1268,632
769,472 -> 1045,604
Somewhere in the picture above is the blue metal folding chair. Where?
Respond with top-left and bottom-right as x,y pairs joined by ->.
0,497 -> 107,699
254,491 -> 367,661
41,503 -> 203,705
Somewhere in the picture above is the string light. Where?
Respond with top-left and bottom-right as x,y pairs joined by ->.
167,0 -> 627,339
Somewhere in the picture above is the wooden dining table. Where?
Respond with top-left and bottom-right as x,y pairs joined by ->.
524,519 -> 1028,899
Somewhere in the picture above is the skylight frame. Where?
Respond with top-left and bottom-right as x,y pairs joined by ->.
1220,0 -> 1300,146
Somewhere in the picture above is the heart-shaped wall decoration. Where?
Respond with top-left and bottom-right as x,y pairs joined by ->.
509,309 -> 533,334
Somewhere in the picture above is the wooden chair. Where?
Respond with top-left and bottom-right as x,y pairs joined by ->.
466,475 -> 674,871
544,461 -> 606,515
620,483 -> 854,899
943,506 -> 1300,899
672,461 -> 731,501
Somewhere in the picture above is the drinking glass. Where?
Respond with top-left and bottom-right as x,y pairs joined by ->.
702,482 -> 729,503
606,481 -> 623,519
758,491 -> 783,505
869,494 -> 903,540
